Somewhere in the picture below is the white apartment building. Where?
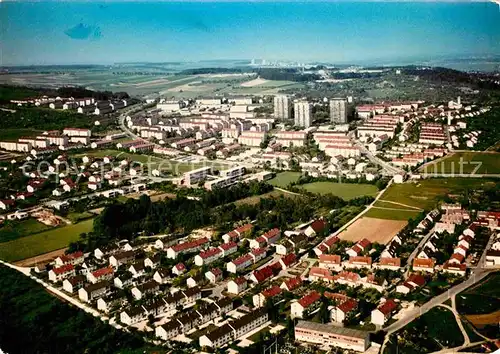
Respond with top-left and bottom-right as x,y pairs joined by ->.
330,98 -> 348,124
183,166 -> 213,186
274,95 -> 292,120
294,101 -> 312,128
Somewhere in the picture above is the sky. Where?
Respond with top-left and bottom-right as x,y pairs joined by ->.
1,1 -> 499,65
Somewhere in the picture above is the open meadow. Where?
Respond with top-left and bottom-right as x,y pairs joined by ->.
337,217 -> 407,244
300,182 -> 379,200
0,219 -> 94,262
420,152 -> 500,175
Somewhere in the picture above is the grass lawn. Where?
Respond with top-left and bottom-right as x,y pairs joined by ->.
0,219 -> 94,262
0,218 -> 53,243
66,211 -> 96,223
300,182 -> 379,200
420,152 -> 500,175
377,178 -> 498,210
74,149 -> 222,176
268,171 -> 302,188
364,207 -> 420,220
233,190 -> 295,206
457,273 -> 500,315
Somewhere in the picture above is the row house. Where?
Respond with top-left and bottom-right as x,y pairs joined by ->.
129,261 -> 147,277
97,293 -> 127,313
249,265 -> 274,284
48,264 -> 76,282
109,250 -> 137,268
205,268 -> 223,284
166,237 -> 210,259
153,268 -> 170,284
87,267 -> 114,283
314,235 -> 340,256
195,247 -> 223,266
281,276 -> 303,292
412,258 -> 435,273
172,263 -> 186,276
94,244 -> 120,260
55,251 -> 84,266
291,291 -> 322,319
318,254 -> 342,271
62,275 -> 86,293
276,233 -> 307,255
253,286 -> 283,308
227,277 -> 247,294
330,298 -> 358,324
371,299 -> 398,326
78,281 -> 110,303
396,274 -> 426,294
346,238 -> 372,257
374,257 -> 402,271
227,254 -> 253,273
304,219 -> 328,238
279,253 -> 297,270
308,267 -> 336,283
345,256 -> 373,269
218,241 -> 238,257
131,280 -> 160,300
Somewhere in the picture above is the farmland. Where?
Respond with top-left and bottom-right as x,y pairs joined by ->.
337,217 -> 407,244
375,178 -> 497,211
0,219 -> 94,262
420,152 -> 500,175
364,207 -> 420,221
457,273 -> 500,315
299,182 -> 379,200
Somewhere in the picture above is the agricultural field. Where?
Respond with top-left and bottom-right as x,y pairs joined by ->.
363,207 -> 420,221
0,218 -> 53,243
384,307 -> 464,354
300,182 -> 379,200
0,218 -> 94,262
268,171 -> 302,188
233,190 -> 295,206
337,217 -> 407,244
420,152 -> 500,175
0,128 -> 44,141
375,178 -> 497,211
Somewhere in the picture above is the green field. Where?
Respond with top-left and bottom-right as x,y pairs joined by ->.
300,182 -> 379,200
0,219 -> 94,262
377,178 -> 498,211
0,219 -> 53,243
75,149 -> 225,176
364,207 -> 420,220
268,172 -> 302,188
457,273 -> 500,315
421,152 -> 500,175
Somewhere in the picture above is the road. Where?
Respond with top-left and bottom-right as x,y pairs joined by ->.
404,227 -> 435,277
353,140 -> 403,176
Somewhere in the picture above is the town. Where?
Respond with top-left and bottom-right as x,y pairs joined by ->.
0,66 -> 499,354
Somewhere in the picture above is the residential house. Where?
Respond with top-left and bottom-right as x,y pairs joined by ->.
250,265 -> 274,284
218,241 -> 238,257
156,320 -> 182,341
205,268 -> 223,284
253,285 -> 283,308
87,267 -> 114,283
144,254 -> 161,269
371,299 -> 398,326
131,280 -> 160,300
49,264 -> 76,282
281,276 -> 303,292
62,275 -> 86,293
227,277 -> 247,294
153,268 -> 170,284
109,250 -> 136,268
279,253 -> 297,270
305,219 -> 328,238
195,247 -> 223,266
120,306 -> 147,326
412,258 -> 435,273
78,281 -> 110,302
55,251 -> 84,266
346,256 -> 372,269
318,254 -> 342,271
182,286 -> 202,306
199,323 -> 234,348
128,261 -> 146,277
172,263 -> 186,276
396,274 -> 426,294
330,298 -> 358,324
291,291 -> 322,319
97,293 -> 127,313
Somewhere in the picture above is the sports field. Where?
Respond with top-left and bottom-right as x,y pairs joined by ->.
338,217 -> 407,244
300,182 -> 379,200
420,152 -> 500,175
0,219 -> 94,262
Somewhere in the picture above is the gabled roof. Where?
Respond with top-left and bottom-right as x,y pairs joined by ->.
262,228 -> 280,239
235,223 -> 253,234
252,266 -> 274,283
229,309 -> 267,331
232,276 -> 247,285
349,256 -> 372,265
66,274 -> 85,285
450,253 -> 465,263
199,247 -> 222,259
52,264 -> 74,275
262,285 -> 282,298
219,241 -> 237,251
282,276 -> 302,291
413,258 -> 435,268
298,291 -> 321,308
309,220 -> 327,233
377,299 -> 398,315
407,273 -> 426,287
337,298 -> 358,313
319,254 -> 341,264
205,323 -> 233,342
280,253 -> 297,266
59,251 -> 84,263
357,238 -> 371,249
324,236 -> 340,247
92,267 -> 114,278
379,257 -> 401,267
232,254 -> 253,266
174,263 -> 186,271
208,268 -> 222,277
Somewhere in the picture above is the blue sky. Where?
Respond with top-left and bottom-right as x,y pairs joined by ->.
1,1 -> 499,65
